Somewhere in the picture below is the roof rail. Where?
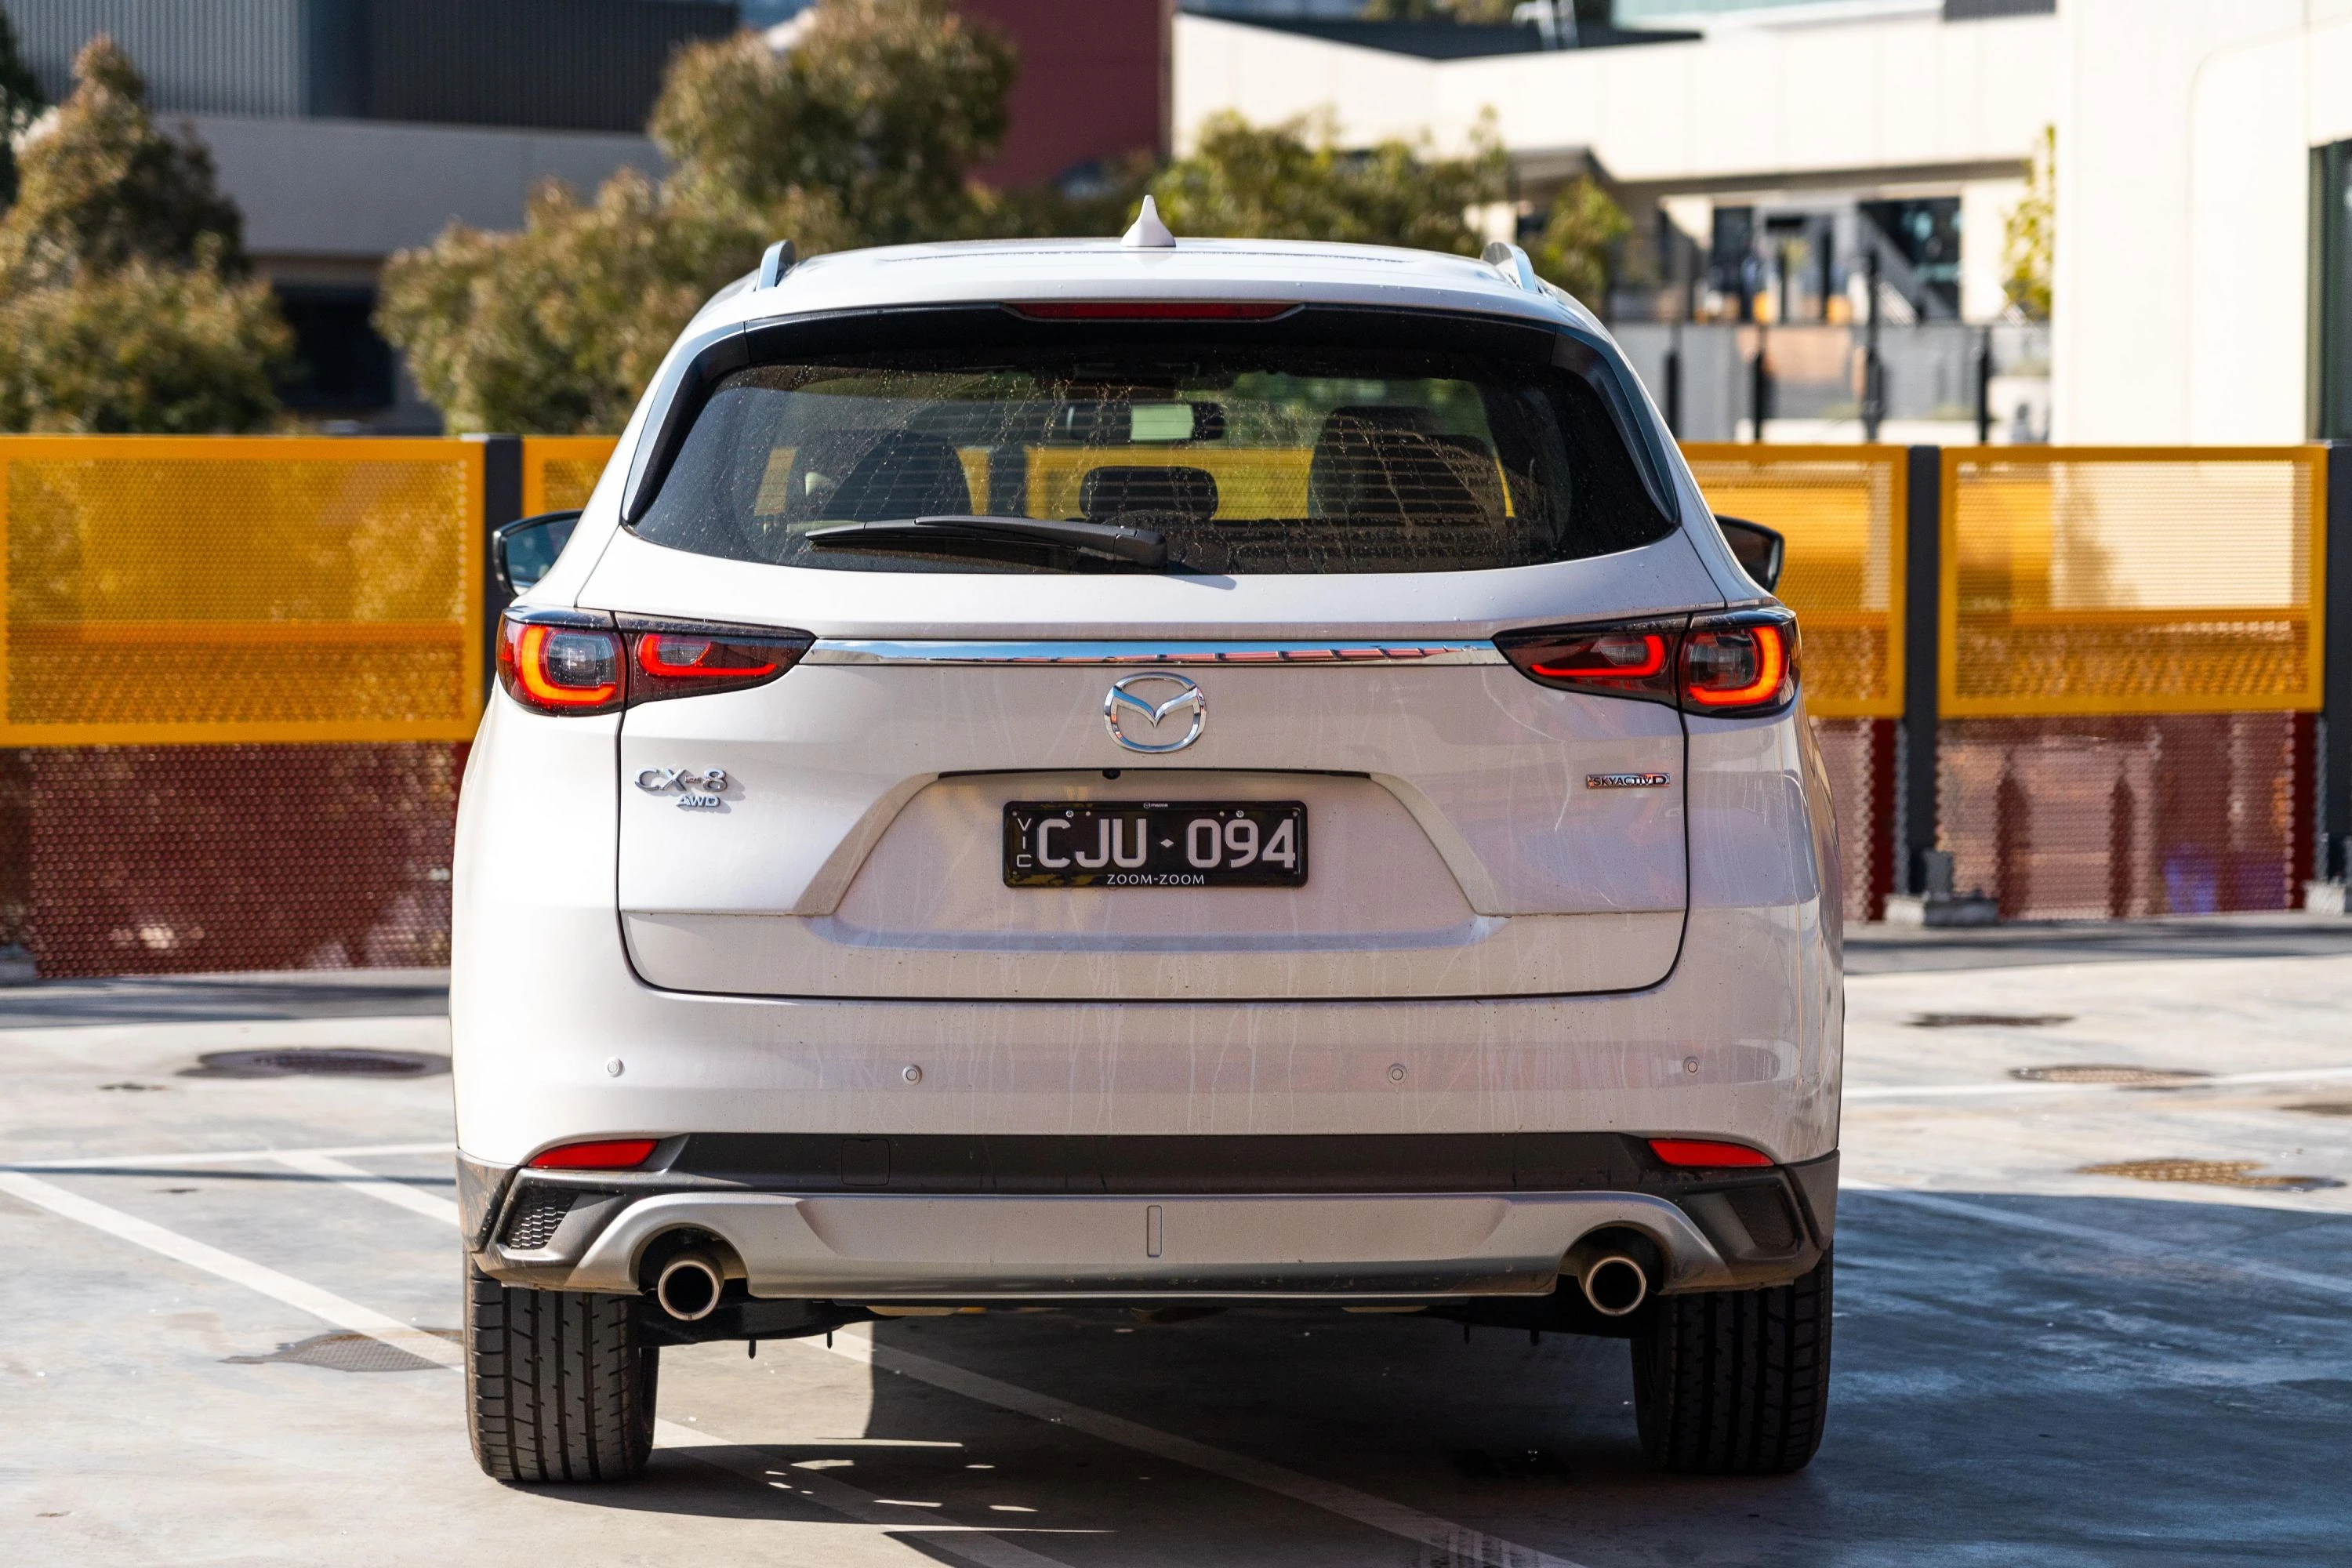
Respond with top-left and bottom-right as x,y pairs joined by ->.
1482,240 -> 1540,293
757,238 -> 798,289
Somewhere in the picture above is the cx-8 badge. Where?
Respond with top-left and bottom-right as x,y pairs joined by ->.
1104,673 -> 1206,754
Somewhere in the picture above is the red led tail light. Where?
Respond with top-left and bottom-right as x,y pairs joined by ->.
1497,608 -> 1796,715
498,611 -> 811,716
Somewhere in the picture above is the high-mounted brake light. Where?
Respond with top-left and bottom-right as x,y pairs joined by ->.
1497,608 -> 1796,715
1649,1138 -> 1775,1169
529,1138 -> 660,1171
1008,301 -> 1296,321
497,610 -> 811,716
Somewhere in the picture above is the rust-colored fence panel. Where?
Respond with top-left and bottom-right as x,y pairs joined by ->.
1942,448 -> 2325,717
0,742 -> 461,974
0,436 -> 484,746
524,436 -> 620,517
1938,714 -> 2315,918
1680,445 -> 1905,719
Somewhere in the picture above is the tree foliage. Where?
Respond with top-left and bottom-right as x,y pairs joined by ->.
1530,175 -> 1628,308
0,8 -> 49,207
378,171 -> 786,437
1149,111 -> 1506,256
383,0 -> 1017,433
0,38 -> 288,433
2002,123 -> 2054,321
653,0 -> 1014,248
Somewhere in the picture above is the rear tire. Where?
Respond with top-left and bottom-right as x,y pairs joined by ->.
465,1259 -> 658,1483
1630,1250 -> 1831,1474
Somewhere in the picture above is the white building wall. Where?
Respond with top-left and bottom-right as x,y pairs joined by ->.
2042,0 -> 2352,444
191,116 -> 666,263
1174,11 -> 2056,185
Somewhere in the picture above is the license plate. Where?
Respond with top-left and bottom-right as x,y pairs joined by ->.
1003,801 -> 1307,888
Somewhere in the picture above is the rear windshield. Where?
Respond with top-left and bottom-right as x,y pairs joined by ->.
633,338 -> 1675,575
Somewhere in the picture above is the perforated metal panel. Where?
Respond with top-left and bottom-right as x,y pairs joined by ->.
0,437 -> 482,745
1942,448 -> 2325,717
1937,714 -> 2316,918
1681,445 -> 1905,718
521,436 -> 619,517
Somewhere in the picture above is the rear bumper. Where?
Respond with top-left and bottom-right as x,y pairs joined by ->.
463,1139 -> 1836,1302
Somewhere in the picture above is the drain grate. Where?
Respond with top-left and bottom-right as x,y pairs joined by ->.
224,1329 -> 459,1373
2009,1065 -> 2212,1087
2288,1102 -> 2352,1117
2078,1158 -> 2343,1192
180,1047 -> 449,1080
1911,1013 -> 2074,1029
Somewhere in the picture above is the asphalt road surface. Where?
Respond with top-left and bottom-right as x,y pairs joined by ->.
5,927 -> 2351,1566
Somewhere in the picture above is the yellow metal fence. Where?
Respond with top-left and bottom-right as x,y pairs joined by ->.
1941,447 -> 2325,717
0,437 -> 484,746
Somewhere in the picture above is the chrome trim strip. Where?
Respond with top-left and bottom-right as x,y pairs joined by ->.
802,639 -> 1508,667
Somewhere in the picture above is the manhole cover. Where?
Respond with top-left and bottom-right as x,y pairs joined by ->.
224,1329 -> 458,1373
2078,1158 -> 2343,1192
180,1048 -> 449,1080
2009,1065 -> 2212,1087
1911,1013 -> 2074,1029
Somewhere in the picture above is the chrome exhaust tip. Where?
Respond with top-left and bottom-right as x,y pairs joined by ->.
654,1250 -> 726,1322
1578,1254 -> 1650,1317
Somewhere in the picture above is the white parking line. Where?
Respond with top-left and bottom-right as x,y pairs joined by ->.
0,1167 -> 463,1363
1844,1181 -> 2352,1301
815,1333 -> 1593,1568
0,1167 -> 1084,1568
9,1139 -> 453,1170
1846,1065 -> 2352,1102
270,1150 -> 463,1225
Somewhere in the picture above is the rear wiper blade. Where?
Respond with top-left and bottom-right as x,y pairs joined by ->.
804,514 -> 1168,568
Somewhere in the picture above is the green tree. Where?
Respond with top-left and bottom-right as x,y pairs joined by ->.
1530,174 -> 1628,308
377,170 -> 806,437
0,257 -> 289,432
2002,123 -> 2053,320
653,0 -> 1014,248
0,8 -> 49,207
1,36 -> 246,283
0,37 -> 288,433
1149,111 -> 1507,255
382,0 -> 1017,433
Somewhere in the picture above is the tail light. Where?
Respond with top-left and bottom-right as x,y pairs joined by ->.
529,1138 -> 660,1171
1495,619 -> 1682,706
1497,608 -> 1796,715
1680,610 -> 1795,712
498,609 -> 811,717
1649,1138 -> 1775,1169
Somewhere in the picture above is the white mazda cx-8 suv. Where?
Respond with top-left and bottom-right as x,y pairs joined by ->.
452,223 -> 1843,1484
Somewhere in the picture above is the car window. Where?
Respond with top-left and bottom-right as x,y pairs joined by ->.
631,339 -> 1675,575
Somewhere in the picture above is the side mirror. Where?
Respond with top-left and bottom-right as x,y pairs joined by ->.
1714,515 -> 1785,593
492,510 -> 582,598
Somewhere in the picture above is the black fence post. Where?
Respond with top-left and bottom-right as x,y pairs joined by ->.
1749,324 -> 1771,443
475,434 -> 523,707
2327,441 -> 2352,880
1975,329 -> 1994,445
1900,445 -> 1944,894
1860,249 -> 1884,443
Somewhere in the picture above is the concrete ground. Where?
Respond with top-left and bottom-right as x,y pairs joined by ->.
5,925 -> 2350,1567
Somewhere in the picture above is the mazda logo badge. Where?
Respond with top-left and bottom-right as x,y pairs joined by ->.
1104,673 -> 1205,754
